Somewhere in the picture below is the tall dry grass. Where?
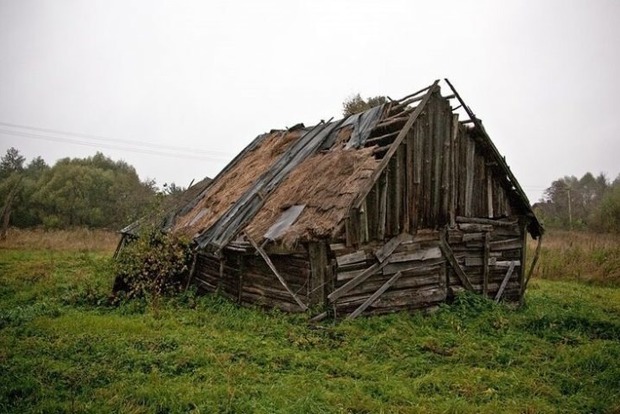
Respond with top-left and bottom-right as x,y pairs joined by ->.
0,227 -> 120,253
528,229 -> 620,286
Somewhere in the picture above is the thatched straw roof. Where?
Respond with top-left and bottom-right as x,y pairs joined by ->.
168,80 -> 542,252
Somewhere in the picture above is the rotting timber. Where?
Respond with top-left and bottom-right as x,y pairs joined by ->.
120,79 -> 543,318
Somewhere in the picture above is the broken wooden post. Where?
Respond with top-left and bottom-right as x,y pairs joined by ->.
495,261 -> 516,303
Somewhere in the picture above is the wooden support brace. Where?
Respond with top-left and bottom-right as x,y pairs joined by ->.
439,232 -> 475,292
245,233 -> 309,311
328,262 -> 382,303
495,261 -> 516,303
347,271 -> 403,319
374,233 -> 411,263
522,234 -> 543,295
184,252 -> 198,291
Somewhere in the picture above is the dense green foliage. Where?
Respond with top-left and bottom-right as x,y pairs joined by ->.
114,230 -> 192,299
0,148 -> 158,229
535,172 -> 620,233
1,234 -> 619,413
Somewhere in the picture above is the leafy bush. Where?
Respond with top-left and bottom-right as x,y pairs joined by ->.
113,230 -> 192,299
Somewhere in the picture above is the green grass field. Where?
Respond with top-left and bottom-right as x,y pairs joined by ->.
1,230 -> 619,413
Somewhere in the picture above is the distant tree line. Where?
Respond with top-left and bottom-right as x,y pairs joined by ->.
0,147 -> 180,236
535,172 -> 620,233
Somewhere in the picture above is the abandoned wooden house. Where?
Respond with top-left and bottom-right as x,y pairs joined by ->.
122,79 -> 543,318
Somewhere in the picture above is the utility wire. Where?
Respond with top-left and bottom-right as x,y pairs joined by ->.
0,120 -> 232,157
0,128 -> 231,162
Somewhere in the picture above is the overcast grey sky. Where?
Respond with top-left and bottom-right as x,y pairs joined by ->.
1,0 -> 618,202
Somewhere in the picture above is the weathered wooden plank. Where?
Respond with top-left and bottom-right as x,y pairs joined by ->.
348,271 -> 404,319
343,273 -> 440,298
464,138 -> 475,216
329,262 -> 381,302
483,232 -> 490,296
456,216 -> 519,227
353,81 -> 439,210
495,261 -> 516,303
495,260 -> 521,268
458,223 -> 493,232
374,233 -> 412,263
405,130 -> 414,232
336,250 -> 369,267
388,246 -> 442,263
378,173 -> 388,240
462,232 -> 484,242
449,114 -> 458,227
489,238 -> 521,251
373,286 -> 446,309
330,242 -> 347,252
393,241 -> 422,253
523,234 -> 543,294
465,257 -> 497,267
383,258 -> 444,275
245,233 -> 308,311
439,235 -> 474,291
413,230 -> 440,242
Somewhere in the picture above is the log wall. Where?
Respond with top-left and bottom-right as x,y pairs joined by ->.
445,217 -> 524,301
330,231 -> 447,316
194,248 -> 313,313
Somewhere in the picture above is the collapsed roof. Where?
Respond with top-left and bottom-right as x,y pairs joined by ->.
168,79 -> 542,252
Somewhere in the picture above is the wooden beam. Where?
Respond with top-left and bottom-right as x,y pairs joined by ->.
353,80 -> 440,210
456,216 -> 518,227
245,233 -> 308,311
495,261 -> 516,303
522,234 -> 543,295
347,271 -> 403,319
439,231 -> 475,291
374,232 -> 411,263
394,85 -> 432,103
328,262 -> 382,303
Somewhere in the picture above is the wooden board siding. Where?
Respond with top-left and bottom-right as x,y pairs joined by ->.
346,93 -> 519,247
330,230 -> 447,316
445,217 -> 524,301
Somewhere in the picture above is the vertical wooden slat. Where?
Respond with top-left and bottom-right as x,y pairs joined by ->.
308,242 -> 328,306
394,145 -> 403,234
449,114 -> 459,227
361,199 -> 369,244
405,130 -> 414,232
465,138 -> 475,216
378,173 -> 388,240
519,220 -> 528,300
237,254 -> 244,304
487,173 -> 494,218
440,103 -> 451,224
423,108 -> 433,227
433,98 -> 443,225
483,232 -> 490,296
413,122 -> 423,230
366,185 -> 377,241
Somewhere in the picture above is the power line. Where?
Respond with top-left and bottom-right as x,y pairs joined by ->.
0,120 -> 232,157
0,128 -> 231,162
